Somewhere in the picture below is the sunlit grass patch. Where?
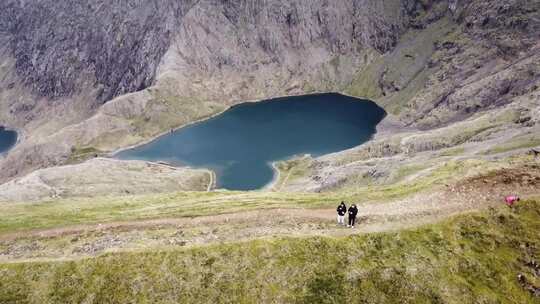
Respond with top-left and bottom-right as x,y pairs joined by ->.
1,200 -> 538,303
482,134 -> 540,155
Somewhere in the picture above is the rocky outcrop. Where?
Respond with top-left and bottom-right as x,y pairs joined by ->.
349,0 -> 540,128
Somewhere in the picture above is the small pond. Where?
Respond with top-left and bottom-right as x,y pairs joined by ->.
0,127 -> 17,155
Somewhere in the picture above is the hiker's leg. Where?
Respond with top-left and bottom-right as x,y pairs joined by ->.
339,215 -> 344,225
351,217 -> 356,227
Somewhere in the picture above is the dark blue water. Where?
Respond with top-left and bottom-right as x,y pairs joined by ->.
0,127 -> 17,154
116,93 -> 386,190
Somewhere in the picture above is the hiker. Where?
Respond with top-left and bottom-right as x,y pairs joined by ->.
336,201 -> 347,225
505,195 -> 520,207
347,204 -> 358,228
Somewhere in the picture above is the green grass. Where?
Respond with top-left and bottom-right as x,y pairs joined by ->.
273,156 -> 314,188
84,81 -> 227,151
438,147 -> 465,157
0,158 -> 508,235
335,158 -> 494,199
125,90 -> 225,141
67,147 -> 103,164
0,191 -> 339,234
390,163 -> 432,182
404,108 -> 518,154
483,135 -> 540,155
1,200 -> 538,303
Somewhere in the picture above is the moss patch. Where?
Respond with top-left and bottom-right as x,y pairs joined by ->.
67,147 -> 103,164
483,134 -> 540,155
273,156 -> 314,189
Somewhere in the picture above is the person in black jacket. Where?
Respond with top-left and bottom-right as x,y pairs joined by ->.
348,204 -> 358,228
336,201 -> 347,225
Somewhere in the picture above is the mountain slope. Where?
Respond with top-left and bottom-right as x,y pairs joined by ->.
1,0 -> 537,185
1,199 -> 538,303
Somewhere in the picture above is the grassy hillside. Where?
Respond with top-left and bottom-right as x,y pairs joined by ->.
0,157 -> 510,234
0,191 -> 338,234
1,200 -> 538,303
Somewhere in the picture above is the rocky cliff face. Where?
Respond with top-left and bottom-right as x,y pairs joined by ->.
0,0 -> 538,185
0,0 -> 413,106
1,0 -> 202,105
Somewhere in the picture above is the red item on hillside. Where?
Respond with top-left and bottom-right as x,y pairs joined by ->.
504,195 -> 520,206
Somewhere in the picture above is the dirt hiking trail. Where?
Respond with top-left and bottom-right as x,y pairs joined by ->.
1,165 -> 539,263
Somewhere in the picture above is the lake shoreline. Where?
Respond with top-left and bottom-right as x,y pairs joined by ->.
109,92 -> 394,156
0,126 -> 19,156
265,162 -> 282,192
111,92 -> 388,191
108,107 -> 231,157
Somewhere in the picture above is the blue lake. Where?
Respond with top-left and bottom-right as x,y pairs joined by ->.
116,93 -> 386,190
0,127 -> 17,155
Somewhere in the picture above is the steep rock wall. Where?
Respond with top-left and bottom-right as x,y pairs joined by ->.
1,0 -> 198,104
